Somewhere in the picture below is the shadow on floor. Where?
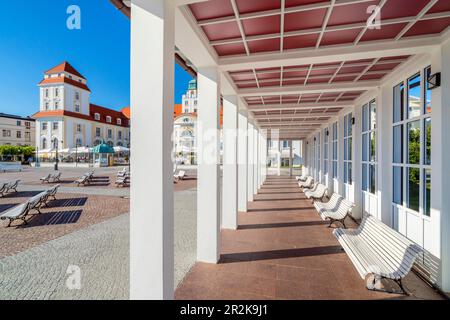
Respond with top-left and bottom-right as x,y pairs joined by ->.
20,210 -> 83,227
0,203 -> 20,213
238,220 -> 329,230
247,207 -> 312,212
219,245 -> 343,263
45,197 -> 88,208
1,191 -> 42,199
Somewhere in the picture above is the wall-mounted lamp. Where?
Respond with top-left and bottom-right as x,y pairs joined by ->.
326,129 -> 329,136
306,141 -> 309,145
351,117 -> 355,125
427,72 -> 441,90
314,137 -> 316,141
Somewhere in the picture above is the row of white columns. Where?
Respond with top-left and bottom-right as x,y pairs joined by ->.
129,0 -> 268,300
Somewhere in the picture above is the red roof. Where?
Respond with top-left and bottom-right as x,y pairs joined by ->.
39,76 -> 91,92
121,107 -> 131,119
32,104 -> 130,128
45,61 -> 86,79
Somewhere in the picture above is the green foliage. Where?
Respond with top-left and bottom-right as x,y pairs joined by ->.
0,145 -> 36,158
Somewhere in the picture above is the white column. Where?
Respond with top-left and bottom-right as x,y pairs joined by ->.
289,140 -> 293,177
431,43 -> 450,292
277,140 -> 281,176
222,96 -> 238,230
197,67 -> 221,263
253,127 -> 259,195
238,111 -> 248,212
130,0 -> 174,300
247,122 -> 254,201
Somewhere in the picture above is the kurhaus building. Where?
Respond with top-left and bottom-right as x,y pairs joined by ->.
33,62 -> 130,152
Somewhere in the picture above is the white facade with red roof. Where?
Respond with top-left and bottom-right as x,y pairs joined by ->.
33,62 -> 130,152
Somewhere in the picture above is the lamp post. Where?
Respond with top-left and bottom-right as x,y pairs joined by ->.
54,138 -> 63,171
75,141 -> 78,167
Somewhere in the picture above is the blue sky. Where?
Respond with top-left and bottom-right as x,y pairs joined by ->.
0,0 -> 193,117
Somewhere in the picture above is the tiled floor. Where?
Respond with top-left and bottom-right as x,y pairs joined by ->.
175,176 -> 443,300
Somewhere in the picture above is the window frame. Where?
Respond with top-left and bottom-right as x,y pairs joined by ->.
361,99 -> 377,195
392,67 -> 432,218
343,113 -> 353,185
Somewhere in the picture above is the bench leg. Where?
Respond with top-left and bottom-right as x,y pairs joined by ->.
366,275 -> 409,295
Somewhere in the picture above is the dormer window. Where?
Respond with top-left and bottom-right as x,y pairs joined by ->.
75,92 -> 80,100
94,113 -> 100,121
117,118 -> 122,125
106,116 -> 112,123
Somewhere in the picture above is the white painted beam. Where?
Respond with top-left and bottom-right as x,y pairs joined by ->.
238,81 -> 378,97
247,122 -> 254,201
219,37 -> 440,72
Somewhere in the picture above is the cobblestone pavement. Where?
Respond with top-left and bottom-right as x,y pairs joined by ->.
0,188 -> 196,300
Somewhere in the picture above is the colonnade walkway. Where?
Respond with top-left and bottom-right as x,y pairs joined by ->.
175,176 -> 442,300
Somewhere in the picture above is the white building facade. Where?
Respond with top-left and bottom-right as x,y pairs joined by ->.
33,62 -> 130,155
0,113 -> 35,147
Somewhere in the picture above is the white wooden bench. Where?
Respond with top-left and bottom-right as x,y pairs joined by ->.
295,174 -> 307,182
298,176 -> 313,189
0,163 -> 22,172
333,214 -> 423,294
305,183 -> 328,202
315,194 -> 354,228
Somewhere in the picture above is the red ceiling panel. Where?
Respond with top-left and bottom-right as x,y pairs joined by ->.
320,28 -> 362,46
284,34 -> 318,49
381,0 -> 429,20
285,0 -> 331,8
403,17 -> 450,37
328,1 -> 379,26
333,75 -> 357,82
369,62 -> 400,72
189,0 -> 234,21
236,0 -> 281,14
202,21 -> 241,41
310,67 -> 337,76
257,72 -> 281,80
427,0 -> 450,14
379,55 -> 410,61
283,79 -> 306,86
214,43 -> 247,56
237,83 -> 258,89
284,70 -> 309,78
359,73 -> 387,81
284,8 -> 327,31
338,66 -> 367,74
242,15 -> 281,36
248,38 -> 280,53
306,78 -> 330,84
360,23 -> 407,42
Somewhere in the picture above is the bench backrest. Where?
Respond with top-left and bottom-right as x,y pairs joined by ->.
302,176 -> 313,186
357,214 -> 423,278
313,184 -> 327,196
327,193 -> 343,208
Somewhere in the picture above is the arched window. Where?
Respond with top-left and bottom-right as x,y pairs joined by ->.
42,138 -> 47,149
107,141 -> 114,147
117,142 -> 123,147
94,139 -> 102,146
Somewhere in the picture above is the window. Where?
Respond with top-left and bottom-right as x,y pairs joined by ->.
55,88 -> 59,97
107,141 -> 114,147
76,124 -> 82,132
45,89 -> 49,98
25,121 -> 31,130
76,137 -> 83,146
42,138 -> 47,149
3,130 -> 11,137
25,132 -> 31,141
94,113 -> 100,121
106,116 -> 112,123
55,101 -> 59,109
118,131 -> 122,140
75,104 -> 80,112
332,122 -> 338,179
362,100 -> 377,194
117,118 -> 122,125
323,128 -> 329,177
42,122 -> 48,131
45,102 -> 49,110
392,67 -> 431,216
108,129 -> 112,139
75,92 -> 80,100
96,127 -> 101,137
53,122 -> 59,130
343,113 -> 353,184
16,120 -> 21,126
16,131 -> 21,139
